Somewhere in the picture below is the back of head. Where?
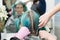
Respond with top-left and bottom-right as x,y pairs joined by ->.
10,37 -> 20,40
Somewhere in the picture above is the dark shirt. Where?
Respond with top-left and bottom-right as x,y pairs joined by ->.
31,0 -> 46,15
38,0 -> 46,15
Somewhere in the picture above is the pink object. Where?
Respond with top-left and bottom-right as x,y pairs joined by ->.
15,27 -> 30,40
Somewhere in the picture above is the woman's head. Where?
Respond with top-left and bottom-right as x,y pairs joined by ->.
12,2 -> 27,15
10,37 -> 20,40
14,3 -> 24,14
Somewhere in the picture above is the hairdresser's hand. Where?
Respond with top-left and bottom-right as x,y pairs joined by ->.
39,30 -> 57,40
38,13 -> 50,28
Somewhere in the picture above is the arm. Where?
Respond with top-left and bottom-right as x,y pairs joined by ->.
47,3 -> 60,18
38,3 -> 60,27
39,30 -> 57,40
